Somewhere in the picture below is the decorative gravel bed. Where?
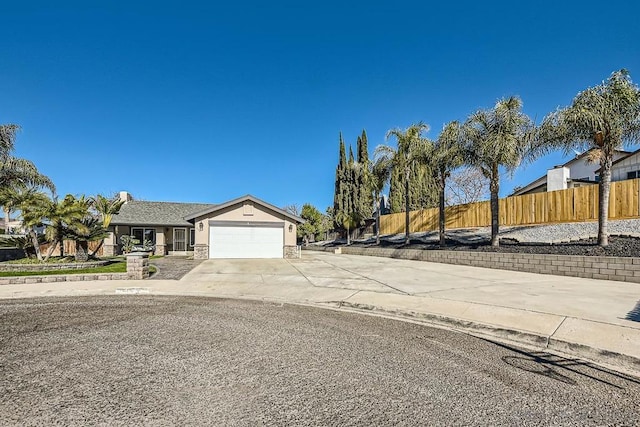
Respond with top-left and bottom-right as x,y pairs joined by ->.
322,219 -> 640,258
347,236 -> 640,258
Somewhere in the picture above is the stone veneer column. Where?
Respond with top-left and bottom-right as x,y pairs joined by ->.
154,244 -> 166,256
126,252 -> 150,279
284,245 -> 301,259
102,244 -> 117,257
194,244 -> 209,259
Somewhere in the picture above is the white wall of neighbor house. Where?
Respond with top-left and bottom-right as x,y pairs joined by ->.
612,152 -> 640,181
193,201 -> 297,246
546,167 -> 570,191
556,151 -> 629,182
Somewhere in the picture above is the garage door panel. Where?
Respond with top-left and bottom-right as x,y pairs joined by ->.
209,225 -> 283,258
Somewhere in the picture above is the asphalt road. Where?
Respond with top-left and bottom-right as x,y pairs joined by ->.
1,296 -> 638,426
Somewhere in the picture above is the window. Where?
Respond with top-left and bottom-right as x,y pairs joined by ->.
627,171 -> 639,179
594,175 -> 600,182
189,228 -> 195,247
131,228 -> 156,245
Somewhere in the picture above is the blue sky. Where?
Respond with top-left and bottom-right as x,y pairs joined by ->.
1,1 -> 639,211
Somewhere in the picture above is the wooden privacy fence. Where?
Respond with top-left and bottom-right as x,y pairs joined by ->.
380,178 -> 640,235
39,240 -> 103,257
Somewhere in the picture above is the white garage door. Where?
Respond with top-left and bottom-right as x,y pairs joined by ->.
209,224 -> 284,259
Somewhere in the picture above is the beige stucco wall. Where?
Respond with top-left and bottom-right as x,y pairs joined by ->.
193,201 -> 297,246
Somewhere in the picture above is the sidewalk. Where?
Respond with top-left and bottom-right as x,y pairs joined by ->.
1,251 -> 639,375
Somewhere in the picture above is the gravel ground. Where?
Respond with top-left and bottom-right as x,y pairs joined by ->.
1,296 -> 639,426
325,219 -> 640,257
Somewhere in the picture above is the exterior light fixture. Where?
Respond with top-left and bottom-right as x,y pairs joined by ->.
288,224 -> 293,232
199,222 -> 204,231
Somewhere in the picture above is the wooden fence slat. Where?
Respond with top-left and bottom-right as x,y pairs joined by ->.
380,178 -> 640,233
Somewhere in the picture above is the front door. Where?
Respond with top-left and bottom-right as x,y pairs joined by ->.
174,228 -> 187,252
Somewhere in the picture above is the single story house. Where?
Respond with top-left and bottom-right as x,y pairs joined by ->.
104,192 -> 304,259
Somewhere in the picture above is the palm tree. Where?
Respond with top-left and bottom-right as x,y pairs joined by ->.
0,175 -> 54,234
461,96 -> 534,247
433,121 -> 464,247
23,194 -> 90,261
538,70 -> 640,246
375,123 -> 433,244
17,189 -> 53,261
66,216 -> 108,262
89,194 -> 125,256
335,210 -> 359,245
370,156 -> 391,245
0,123 -> 19,158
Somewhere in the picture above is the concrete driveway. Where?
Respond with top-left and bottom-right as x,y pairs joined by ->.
183,252 -> 639,328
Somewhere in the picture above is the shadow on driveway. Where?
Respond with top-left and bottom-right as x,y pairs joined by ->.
626,301 -> 640,322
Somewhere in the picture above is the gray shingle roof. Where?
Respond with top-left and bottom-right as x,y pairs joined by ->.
111,201 -> 216,227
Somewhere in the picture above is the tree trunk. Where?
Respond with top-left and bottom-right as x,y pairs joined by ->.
29,229 -> 43,262
59,228 -> 65,258
75,241 -> 89,262
4,208 -> 10,234
90,239 -> 104,257
438,172 -> 446,247
598,155 -> 613,247
43,240 -> 58,262
346,226 -> 351,245
404,167 -> 410,245
375,192 -> 381,246
490,165 -> 500,247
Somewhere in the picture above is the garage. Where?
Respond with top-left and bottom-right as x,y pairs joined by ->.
209,223 -> 284,259
185,194 -> 304,260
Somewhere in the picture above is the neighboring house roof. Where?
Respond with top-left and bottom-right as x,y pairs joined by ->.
511,148 -> 632,196
111,201 -> 216,227
184,194 -> 305,224
611,147 -> 640,166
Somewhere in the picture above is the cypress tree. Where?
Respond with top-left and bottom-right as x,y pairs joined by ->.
356,129 -> 373,218
333,132 -> 347,222
389,162 -> 437,213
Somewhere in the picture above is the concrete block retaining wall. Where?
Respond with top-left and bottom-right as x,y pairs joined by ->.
304,246 -> 640,284
0,260 -> 110,272
0,273 -> 128,285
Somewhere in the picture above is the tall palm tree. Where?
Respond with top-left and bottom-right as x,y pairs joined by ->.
370,157 -> 391,245
538,70 -> 640,246
433,121 -> 464,247
0,123 -> 19,158
89,194 -> 125,256
461,96 -> 534,247
0,123 -> 55,232
375,123 -> 433,244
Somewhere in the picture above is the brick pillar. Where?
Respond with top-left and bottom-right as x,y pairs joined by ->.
126,252 -> 150,279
